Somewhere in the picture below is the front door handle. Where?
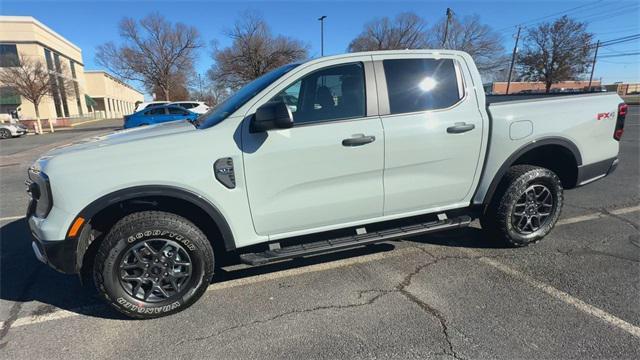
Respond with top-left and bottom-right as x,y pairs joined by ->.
447,122 -> 475,134
342,134 -> 376,147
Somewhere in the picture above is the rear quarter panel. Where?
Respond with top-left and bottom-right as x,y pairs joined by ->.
474,93 -> 622,204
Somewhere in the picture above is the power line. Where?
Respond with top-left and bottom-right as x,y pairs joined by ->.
599,52 -> 640,58
495,0 -> 603,32
593,27 -> 640,36
573,3 -> 639,23
599,59 -> 638,64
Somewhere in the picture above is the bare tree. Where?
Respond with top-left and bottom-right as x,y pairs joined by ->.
152,71 -> 190,101
348,12 -> 430,52
430,15 -> 505,73
0,54 -> 75,134
96,13 -> 202,101
519,16 -> 594,93
208,12 -> 308,90
189,73 -> 229,107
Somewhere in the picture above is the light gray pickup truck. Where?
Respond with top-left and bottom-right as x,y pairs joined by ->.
26,50 -> 627,318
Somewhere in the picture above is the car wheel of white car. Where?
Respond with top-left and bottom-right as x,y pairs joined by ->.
93,211 -> 214,319
0,128 -> 11,139
481,165 -> 563,247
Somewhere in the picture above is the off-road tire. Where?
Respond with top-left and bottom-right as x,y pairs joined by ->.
93,211 -> 214,319
481,165 -> 563,247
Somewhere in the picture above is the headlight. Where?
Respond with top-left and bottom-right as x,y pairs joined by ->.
27,168 -> 53,218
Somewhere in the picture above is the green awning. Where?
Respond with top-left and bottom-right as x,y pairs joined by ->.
84,94 -> 97,107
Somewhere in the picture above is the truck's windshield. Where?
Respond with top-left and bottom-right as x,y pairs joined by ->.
195,63 -> 300,129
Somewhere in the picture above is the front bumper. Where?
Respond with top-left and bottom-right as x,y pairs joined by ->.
28,216 -> 78,274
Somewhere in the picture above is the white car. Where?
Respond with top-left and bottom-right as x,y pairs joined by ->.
134,101 -> 169,113
0,123 -> 27,139
169,101 -> 210,114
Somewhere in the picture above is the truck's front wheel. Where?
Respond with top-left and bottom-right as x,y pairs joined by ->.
481,165 -> 563,247
93,211 -> 214,319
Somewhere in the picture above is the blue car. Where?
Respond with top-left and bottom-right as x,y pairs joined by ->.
123,105 -> 199,129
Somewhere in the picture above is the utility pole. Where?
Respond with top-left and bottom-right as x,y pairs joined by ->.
318,16 -> 327,56
588,40 -> 600,92
505,26 -> 521,95
442,8 -> 453,48
197,73 -> 204,100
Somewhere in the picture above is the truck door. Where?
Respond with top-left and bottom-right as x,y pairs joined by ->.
242,59 -> 384,236
372,55 -> 484,215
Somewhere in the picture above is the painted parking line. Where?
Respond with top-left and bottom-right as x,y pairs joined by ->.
2,247 -> 418,329
557,205 -> 640,226
1,204 -> 638,329
464,251 -> 640,339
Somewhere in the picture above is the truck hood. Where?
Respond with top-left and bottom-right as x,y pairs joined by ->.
44,120 -> 196,157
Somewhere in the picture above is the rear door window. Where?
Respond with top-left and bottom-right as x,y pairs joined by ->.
383,59 -> 462,114
148,107 -> 166,115
168,107 -> 189,115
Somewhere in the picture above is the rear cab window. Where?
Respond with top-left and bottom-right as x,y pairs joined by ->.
382,58 -> 463,114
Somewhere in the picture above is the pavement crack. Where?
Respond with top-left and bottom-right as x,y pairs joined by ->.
394,247 -> 465,360
399,289 -> 464,360
556,247 -> 639,263
175,289 -> 392,346
601,208 -> 640,232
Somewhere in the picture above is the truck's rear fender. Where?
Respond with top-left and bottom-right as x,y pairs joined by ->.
73,185 -> 236,275
477,137 -> 582,211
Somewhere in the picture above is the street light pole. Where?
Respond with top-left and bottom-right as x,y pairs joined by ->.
318,15 -> 327,56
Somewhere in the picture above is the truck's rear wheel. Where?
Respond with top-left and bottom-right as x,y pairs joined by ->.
481,165 -> 563,247
93,211 -> 214,319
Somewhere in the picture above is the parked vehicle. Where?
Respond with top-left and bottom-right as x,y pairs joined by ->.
0,122 -> 27,138
169,101 -> 210,114
26,50 -> 626,318
133,101 -> 169,113
123,105 -> 198,129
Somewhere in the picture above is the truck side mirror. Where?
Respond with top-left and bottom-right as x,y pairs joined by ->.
250,100 -> 293,133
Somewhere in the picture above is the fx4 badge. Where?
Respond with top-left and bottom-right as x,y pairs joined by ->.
597,111 -> 615,120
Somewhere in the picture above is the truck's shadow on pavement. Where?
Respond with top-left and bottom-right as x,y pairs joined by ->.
1,219 -> 500,320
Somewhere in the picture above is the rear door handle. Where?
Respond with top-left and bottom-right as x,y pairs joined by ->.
342,134 -> 376,147
447,122 -> 475,134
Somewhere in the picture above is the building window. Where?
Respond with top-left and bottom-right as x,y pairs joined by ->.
44,49 -> 62,118
53,53 -> 70,117
70,61 -> 77,78
74,82 -> 83,115
44,48 -> 54,71
0,44 -> 20,67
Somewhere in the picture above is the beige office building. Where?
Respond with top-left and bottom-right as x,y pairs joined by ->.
85,71 -> 143,118
0,16 -> 89,120
0,16 -> 143,123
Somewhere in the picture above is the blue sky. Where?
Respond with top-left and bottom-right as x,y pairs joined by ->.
2,0 -> 639,91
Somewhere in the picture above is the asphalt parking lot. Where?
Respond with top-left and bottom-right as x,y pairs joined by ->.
0,110 -> 638,359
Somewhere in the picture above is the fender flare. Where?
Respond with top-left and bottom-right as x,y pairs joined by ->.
74,185 -> 236,272
478,137 -> 582,210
